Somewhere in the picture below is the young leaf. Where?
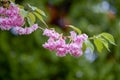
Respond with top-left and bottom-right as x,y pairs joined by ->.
33,12 -> 47,27
36,8 -> 46,17
67,25 -> 81,34
99,37 -> 110,52
27,17 -> 32,26
18,5 -> 24,9
82,42 -> 86,52
100,33 -> 115,45
28,12 -> 36,24
27,4 -> 36,11
84,40 -> 94,53
10,0 -> 15,2
20,9 -> 28,17
94,38 -> 104,53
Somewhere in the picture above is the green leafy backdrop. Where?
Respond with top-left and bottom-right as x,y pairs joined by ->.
0,0 -> 120,80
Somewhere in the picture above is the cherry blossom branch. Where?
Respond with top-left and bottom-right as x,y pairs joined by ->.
0,0 -> 116,57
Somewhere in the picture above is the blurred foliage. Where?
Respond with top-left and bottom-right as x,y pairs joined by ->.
0,0 -> 120,80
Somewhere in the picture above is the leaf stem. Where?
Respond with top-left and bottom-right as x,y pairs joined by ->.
38,26 -> 44,31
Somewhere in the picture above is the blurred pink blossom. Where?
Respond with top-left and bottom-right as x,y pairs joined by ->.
43,29 -> 88,57
43,28 -> 60,39
0,3 -> 24,30
13,24 -> 38,35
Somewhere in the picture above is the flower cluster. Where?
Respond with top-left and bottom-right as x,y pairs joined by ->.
43,28 -> 88,57
12,24 -> 38,35
0,3 -> 38,35
0,2 -> 89,57
0,3 -> 24,30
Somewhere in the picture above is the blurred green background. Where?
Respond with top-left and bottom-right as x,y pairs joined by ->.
0,0 -> 120,80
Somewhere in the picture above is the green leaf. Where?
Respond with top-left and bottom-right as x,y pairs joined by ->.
94,38 -> 104,53
10,0 -> 15,2
20,9 -> 28,17
27,4 -> 36,11
67,25 -> 81,34
36,8 -> 46,16
27,4 -> 46,16
33,12 -> 48,27
27,17 -> 32,26
28,12 -> 36,24
100,33 -> 115,45
84,40 -> 94,53
99,37 -> 110,52
82,42 -> 86,52
18,5 -> 24,9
